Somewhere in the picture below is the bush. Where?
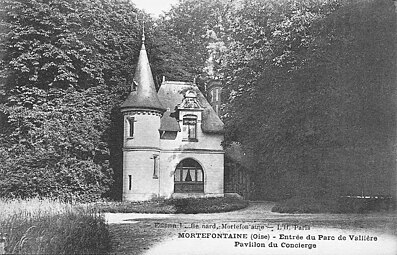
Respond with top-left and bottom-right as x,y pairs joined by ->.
93,199 -> 176,214
95,196 -> 249,214
0,198 -> 111,254
169,197 -> 249,214
272,196 -> 396,214
337,196 -> 396,213
271,197 -> 336,214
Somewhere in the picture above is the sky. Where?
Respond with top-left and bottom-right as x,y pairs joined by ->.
132,0 -> 179,16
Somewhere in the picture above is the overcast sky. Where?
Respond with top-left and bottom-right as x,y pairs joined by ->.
132,0 -> 179,16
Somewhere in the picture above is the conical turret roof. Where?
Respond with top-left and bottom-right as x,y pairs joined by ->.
121,34 -> 165,112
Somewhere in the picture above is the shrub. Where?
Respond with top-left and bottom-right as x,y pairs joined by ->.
272,196 -> 396,214
271,197 -> 335,214
95,196 -> 249,214
0,198 -> 111,254
94,200 -> 176,214
169,197 -> 249,214
337,196 -> 396,213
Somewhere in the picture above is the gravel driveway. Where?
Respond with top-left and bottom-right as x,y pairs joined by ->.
105,201 -> 397,255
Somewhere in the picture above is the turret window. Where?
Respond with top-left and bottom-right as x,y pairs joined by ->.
153,154 -> 159,179
127,117 -> 135,137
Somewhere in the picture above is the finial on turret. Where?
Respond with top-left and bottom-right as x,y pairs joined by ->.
120,17 -> 165,113
142,20 -> 145,44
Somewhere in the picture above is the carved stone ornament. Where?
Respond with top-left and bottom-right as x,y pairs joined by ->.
177,90 -> 203,110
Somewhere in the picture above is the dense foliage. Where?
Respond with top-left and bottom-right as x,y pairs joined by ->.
151,0 -> 232,86
0,0 -> 395,203
0,0 -> 146,201
0,0 -> 141,92
219,0 -> 396,200
160,0 -> 396,201
0,86 -> 113,200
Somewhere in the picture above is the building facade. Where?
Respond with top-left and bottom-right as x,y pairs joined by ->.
120,36 -> 224,201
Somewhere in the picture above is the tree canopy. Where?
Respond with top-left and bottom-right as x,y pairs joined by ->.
0,0 -> 146,201
0,0 -> 395,201
217,0 -> 396,199
156,0 -> 396,200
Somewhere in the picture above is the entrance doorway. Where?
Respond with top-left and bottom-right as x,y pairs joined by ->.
174,158 -> 204,193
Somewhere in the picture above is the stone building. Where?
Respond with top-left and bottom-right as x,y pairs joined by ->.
120,35 -> 224,201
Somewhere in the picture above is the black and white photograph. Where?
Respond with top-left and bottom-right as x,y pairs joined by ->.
0,0 -> 396,254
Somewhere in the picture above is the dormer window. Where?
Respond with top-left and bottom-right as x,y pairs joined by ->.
183,115 -> 197,142
177,89 -> 203,142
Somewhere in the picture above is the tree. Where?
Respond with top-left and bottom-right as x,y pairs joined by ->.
0,0 -> 146,201
0,0 -> 142,94
220,0 -> 396,200
151,0 -> 232,87
0,86 -> 113,201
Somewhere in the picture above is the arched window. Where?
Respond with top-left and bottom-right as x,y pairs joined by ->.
174,158 -> 204,193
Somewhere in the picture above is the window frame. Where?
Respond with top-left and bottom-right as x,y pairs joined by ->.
153,154 -> 159,179
128,175 -> 132,190
183,115 -> 198,142
127,117 -> 135,138
174,159 -> 204,193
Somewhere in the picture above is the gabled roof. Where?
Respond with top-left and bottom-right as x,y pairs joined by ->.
158,81 -> 224,134
121,40 -> 165,112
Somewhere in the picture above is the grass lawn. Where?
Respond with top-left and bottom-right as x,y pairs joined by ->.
0,198 -> 111,254
92,196 -> 249,214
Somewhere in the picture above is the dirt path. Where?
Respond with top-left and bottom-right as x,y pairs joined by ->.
106,202 -> 397,255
